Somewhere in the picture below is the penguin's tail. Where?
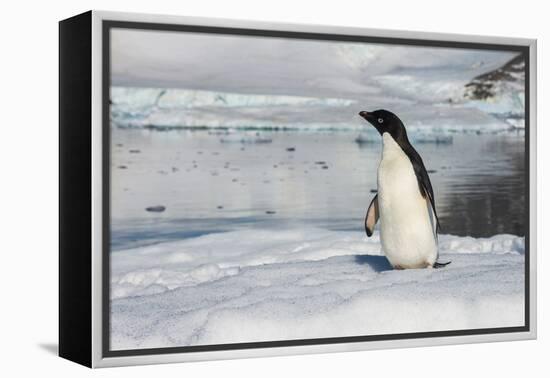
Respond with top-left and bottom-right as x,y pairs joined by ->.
433,261 -> 451,269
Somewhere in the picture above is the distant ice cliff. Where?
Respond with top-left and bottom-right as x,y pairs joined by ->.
110,54 -> 525,133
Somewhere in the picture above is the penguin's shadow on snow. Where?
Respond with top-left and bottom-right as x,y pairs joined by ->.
354,255 -> 393,272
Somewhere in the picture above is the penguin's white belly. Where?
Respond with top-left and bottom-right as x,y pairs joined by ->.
377,133 -> 437,269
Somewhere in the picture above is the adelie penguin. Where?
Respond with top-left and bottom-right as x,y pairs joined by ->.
359,109 -> 451,270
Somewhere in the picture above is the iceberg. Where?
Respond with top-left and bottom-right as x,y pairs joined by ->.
413,134 -> 453,144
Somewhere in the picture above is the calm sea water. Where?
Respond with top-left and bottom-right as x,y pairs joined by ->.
110,128 -> 526,250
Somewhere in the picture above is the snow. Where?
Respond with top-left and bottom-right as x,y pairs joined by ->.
110,228 -> 525,350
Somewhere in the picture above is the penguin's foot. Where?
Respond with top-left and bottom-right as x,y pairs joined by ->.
433,261 -> 451,269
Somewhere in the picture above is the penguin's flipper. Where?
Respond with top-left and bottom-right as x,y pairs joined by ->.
422,183 -> 441,235
364,194 -> 379,237
433,261 -> 451,269
406,145 -> 441,234
425,196 -> 438,239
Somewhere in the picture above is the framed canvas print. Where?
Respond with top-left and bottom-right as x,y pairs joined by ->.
59,10 -> 537,368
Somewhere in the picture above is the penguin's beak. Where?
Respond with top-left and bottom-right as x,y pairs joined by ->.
359,111 -> 374,122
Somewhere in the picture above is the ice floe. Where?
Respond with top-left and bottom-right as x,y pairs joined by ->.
110,228 -> 525,350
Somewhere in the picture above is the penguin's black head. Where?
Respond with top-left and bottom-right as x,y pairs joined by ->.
359,109 -> 408,141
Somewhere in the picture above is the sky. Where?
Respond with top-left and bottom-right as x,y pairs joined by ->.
110,28 -> 517,103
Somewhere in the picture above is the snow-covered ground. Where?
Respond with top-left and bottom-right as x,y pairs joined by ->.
111,229 -> 525,350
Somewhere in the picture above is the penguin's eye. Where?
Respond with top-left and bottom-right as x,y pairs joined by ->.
377,118 -> 384,124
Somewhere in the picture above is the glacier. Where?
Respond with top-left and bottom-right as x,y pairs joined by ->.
111,86 -> 361,131
110,86 -> 518,133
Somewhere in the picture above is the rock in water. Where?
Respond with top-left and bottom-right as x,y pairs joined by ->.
146,206 -> 166,213
355,133 -> 377,144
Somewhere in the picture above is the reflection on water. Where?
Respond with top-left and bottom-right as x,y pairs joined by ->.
110,129 -> 526,250
438,135 -> 526,237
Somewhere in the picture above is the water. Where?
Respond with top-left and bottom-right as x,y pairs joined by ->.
110,128 -> 526,251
